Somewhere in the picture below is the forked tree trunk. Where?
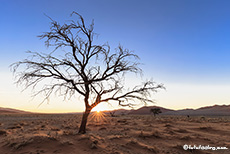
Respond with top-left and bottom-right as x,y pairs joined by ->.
78,107 -> 92,134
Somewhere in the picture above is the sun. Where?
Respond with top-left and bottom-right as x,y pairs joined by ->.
94,107 -> 102,113
89,106 -> 107,123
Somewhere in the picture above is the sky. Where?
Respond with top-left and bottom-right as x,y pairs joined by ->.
1,0 -> 230,113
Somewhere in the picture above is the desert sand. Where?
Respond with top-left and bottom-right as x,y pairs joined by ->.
0,113 -> 230,154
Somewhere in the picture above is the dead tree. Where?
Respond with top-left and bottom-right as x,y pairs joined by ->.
11,12 -> 164,134
150,108 -> 162,117
109,110 -> 116,117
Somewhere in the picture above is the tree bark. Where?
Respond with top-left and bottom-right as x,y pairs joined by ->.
78,107 -> 91,134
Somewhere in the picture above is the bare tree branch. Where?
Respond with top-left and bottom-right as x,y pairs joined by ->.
11,12 -> 164,134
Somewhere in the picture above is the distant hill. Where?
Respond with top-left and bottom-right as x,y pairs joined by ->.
129,105 -> 230,116
176,105 -> 230,116
129,106 -> 173,115
102,109 -> 133,115
0,107 -> 31,114
1,104 -> 230,116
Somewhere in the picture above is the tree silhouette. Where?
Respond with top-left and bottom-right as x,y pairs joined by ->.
109,110 -> 116,117
11,12 -> 164,134
150,108 -> 162,117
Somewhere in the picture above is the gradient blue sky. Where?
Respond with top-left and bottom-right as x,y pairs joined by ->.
1,0 -> 230,112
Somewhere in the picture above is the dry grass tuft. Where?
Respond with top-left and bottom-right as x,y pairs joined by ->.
0,130 -> 7,135
199,126 -> 213,130
127,139 -> 159,153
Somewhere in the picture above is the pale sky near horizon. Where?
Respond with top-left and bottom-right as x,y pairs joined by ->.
1,0 -> 230,113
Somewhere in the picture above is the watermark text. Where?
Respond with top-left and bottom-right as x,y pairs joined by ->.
183,144 -> 228,151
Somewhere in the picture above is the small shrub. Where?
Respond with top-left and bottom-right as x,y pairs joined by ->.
0,130 -> 7,135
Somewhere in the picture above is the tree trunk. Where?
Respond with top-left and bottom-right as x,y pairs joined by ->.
78,107 -> 91,134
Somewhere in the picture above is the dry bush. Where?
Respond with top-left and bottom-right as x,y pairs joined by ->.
151,130 -> 162,138
180,135 -> 191,140
126,138 -> 159,153
176,128 -> 189,133
4,136 -> 33,150
164,123 -> 172,127
0,129 -> 7,135
199,126 -> 213,131
4,133 -> 59,150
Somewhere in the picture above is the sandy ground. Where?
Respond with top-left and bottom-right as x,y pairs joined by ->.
0,113 -> 230,154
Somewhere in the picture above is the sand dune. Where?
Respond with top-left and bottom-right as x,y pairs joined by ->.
0,107 -> 31,114
128,104 -> 230,116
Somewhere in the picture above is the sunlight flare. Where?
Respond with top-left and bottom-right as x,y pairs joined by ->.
89,110 -> 107,123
